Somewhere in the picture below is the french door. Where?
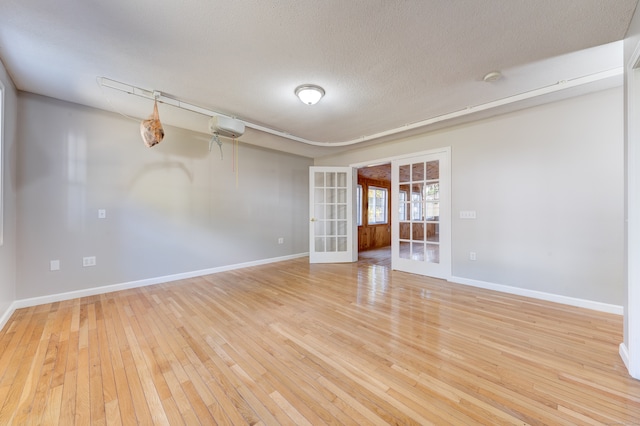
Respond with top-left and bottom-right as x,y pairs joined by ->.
309,167 -> 358,263
392,150 -> 451,279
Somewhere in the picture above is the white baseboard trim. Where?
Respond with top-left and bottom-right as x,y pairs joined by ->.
0,301 -> 18,333
450,276 -> 624,315
0,252 -> 309,331
1,257 -> 623,332
620,342 -> 630,371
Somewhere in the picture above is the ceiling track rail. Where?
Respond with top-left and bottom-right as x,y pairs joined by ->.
98,68 -> 621,147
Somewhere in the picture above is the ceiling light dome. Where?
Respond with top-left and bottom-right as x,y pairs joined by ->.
483,71 -> 503,82
295,84 -> 325,105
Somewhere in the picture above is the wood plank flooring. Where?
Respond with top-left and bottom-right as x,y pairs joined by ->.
1,248 -> 639,424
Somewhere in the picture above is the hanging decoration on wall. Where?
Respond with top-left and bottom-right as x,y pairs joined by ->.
140,99 -> 165,147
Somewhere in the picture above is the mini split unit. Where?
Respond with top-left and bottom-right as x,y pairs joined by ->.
208,116 -> 245,138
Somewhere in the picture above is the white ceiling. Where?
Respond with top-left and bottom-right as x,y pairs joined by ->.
0,0 -> 637,158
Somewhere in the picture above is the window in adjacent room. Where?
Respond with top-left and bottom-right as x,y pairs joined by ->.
356,184 -> 363,226
368,186 -> 388,224
399,190 -> 407,220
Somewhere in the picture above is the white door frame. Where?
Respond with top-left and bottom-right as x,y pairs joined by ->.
350,147 -> 452,279
621,39 -> 640,380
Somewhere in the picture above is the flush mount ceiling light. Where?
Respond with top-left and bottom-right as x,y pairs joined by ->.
295,84 -> 325,105
483,71 -> 503,83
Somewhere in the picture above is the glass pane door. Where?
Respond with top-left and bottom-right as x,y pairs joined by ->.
309,167 -> 357,263
392,150 -> 450,278
398,161 -> 440,262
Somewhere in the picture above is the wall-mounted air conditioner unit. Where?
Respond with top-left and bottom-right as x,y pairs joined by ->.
208,116 -> 245,138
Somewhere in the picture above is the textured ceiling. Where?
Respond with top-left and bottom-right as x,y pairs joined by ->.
0,0 -> 637,157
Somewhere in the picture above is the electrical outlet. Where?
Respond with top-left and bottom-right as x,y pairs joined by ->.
98,209 -> 106,219
278,237 -> 284,244
83,256 -> 96,267
469,252 -> 477,261
50,260 -> 60,271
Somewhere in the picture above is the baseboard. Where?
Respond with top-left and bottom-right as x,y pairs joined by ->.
0,301 -> 19,333
2,252 -> 308,330
450,276 -> 624,315
620,343 -> 630,371
2,256 -> 623,333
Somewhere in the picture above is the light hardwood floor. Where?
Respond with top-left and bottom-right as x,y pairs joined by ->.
1,248 -> 639,425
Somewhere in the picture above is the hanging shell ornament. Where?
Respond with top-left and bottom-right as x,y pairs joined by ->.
140,100 -> 164,147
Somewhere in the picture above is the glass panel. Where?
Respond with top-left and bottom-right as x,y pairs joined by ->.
337,220 -> 347,236
411,184 -> 423,220
412,223 -> 425,241
315,204 -> 325,220
326,205 -> 336,220
327,237 -> 336,252
336,172 -> 347,188
326,188 -> 336,203
412,242 -> 425,261
399,222 -> 411,240
426,223 -> 439,242
425,202 -> 439,221
399,164 -> 411,183
326,221 -> 336,236
314,172 -> 325,187
399,202 -> 410,221
337,237 -> 347,251
426,243 -> 440,263
412,163 -> 424,181
337,188 -> 346,203
425,183 -> 439,200
399,241 -> 411,259
314,221 -> 325,235
399,187 -> 408,220
315,188 -> 324,203
337,204 -> 346,219
411,202 -> 422,221
315,237 -> 325,252
326,172 -> 336,187
426,160 -> 439,180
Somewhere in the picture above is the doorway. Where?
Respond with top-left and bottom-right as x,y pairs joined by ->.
353,148 -> 451,279
357,164 -> 392,257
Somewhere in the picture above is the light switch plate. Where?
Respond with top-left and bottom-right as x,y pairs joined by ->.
460,210 -> 477,219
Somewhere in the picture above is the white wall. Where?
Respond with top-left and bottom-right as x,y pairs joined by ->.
0,60 -> 17,321
317,88 -> 624,306
15,93 -> 311,300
